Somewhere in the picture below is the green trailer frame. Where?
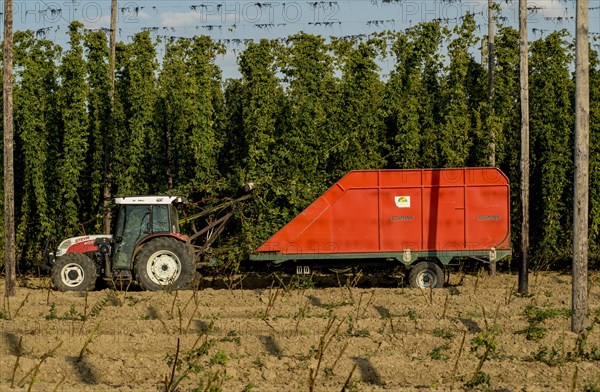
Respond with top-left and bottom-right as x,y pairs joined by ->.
250,248 -> 512,267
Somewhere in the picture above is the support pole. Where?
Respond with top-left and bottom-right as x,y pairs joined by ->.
572,0 -> 589,334
518,0 -> 530,295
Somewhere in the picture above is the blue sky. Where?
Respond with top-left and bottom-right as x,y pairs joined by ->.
4,0 -> 599,78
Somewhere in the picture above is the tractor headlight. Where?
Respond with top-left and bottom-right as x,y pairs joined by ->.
98,243 -> 111,255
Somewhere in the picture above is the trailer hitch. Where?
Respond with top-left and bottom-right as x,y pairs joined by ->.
181,185 -> 254,260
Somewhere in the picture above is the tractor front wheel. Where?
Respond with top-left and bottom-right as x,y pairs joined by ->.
408,261 -> 444,289
135,237 -> 195,291
52,253 -> 98,292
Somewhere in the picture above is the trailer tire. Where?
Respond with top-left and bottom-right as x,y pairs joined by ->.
135,237 -> 195,291
408,261 -> 443,289
52,253 -> 98,292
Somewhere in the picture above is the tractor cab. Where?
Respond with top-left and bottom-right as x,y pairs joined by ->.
111,196 -> 186,270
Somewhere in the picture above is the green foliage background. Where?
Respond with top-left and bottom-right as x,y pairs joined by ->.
1,20 -> 599,271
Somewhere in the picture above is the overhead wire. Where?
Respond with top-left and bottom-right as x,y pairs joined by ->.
0,1 -> 596,49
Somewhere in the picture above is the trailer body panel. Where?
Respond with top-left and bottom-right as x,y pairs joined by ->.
252,168 -> 510,264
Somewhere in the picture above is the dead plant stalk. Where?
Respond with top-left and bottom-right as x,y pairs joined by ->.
309,317 -> 345,392
10,336 -> 22,388
18,341 -> 63,388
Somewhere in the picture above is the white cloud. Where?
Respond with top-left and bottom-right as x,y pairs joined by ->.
84,14 -> 111,29
529,0 -> 573,19
469,0 -> 572,20
83,8 -> 152,30
137,10 -> 152,20
161,10 -> 207,27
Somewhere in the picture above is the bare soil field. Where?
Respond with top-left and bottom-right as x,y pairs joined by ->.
0,270 -> 599,392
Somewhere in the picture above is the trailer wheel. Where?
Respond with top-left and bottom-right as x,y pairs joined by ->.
135,237 -> 195,291
52,253 -> 98,292
408,262 -> 443,289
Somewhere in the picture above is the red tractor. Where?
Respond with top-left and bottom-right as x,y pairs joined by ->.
49,196 -> 193,291
48,192 -> 249,291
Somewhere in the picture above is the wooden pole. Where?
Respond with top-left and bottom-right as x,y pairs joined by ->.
3,0 -> 15,297
488,0 -> 495,167
572,0 -> 589,334
109,0 -> 117,103
488,0 -> 497,276
518,0 -> 530,295
103,0 -> 117,234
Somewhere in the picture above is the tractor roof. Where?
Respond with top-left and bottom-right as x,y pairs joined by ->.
114,196 -> 186,205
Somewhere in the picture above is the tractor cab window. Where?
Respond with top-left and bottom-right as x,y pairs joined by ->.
169,205 -> 180,233
151,205 -> 170,233
118,205 -> 150,240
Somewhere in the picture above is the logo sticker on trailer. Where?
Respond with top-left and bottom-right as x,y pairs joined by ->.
395,196 -> 410,208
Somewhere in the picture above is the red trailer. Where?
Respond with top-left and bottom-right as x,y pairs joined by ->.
250,168 -> 511,288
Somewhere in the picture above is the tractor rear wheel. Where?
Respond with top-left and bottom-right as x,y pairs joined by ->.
52,253 -> 98,292
135,237 -> 195,291
408,261 -> 443,289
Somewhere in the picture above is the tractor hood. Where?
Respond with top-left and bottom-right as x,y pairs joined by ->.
56,235 -> 113,257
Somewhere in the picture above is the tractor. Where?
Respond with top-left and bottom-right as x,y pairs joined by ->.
48,192 -> 249,291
